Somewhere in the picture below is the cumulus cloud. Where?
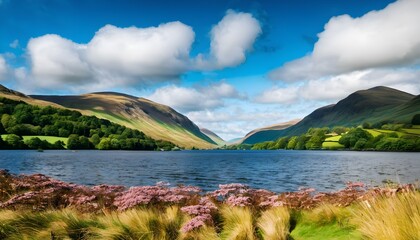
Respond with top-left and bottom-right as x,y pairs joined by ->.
196,10 -> 262,70
0,55 -> 8,80
28,34 -> 92,87
257,68 -> 420,104
27,22 -> 194,90
86,23 -> 194,80
270,0 -> 420,81
148,82 -> 245,112
255,86 -> 299,104
23,10 -> 260,91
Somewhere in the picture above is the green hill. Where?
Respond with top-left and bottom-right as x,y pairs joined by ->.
240,119 -> 300,144
243,86 -> 420,144
0,84 -> 217,149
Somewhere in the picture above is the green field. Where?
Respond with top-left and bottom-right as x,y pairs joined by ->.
322,141 -> 344,149
324,135 -> 341,141
1,135 -> 68,146
401,128 -> 420,135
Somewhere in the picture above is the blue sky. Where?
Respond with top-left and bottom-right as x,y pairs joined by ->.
1,0 -> 419,140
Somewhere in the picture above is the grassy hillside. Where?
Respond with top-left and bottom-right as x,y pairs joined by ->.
31,93 -> 216,149
241,119 -> 300,144
0,96 -> 176,151
200,128 -> 225,146
243,86 -> 420,143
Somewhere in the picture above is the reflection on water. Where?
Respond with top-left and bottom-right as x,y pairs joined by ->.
0,150 -> 419,192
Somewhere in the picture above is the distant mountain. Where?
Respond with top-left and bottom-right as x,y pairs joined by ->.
241,119 -> 300,144
226,138 -> 242,145
0,84 -> 217,149
200,128 -> 225,146
242,86 -> 420,144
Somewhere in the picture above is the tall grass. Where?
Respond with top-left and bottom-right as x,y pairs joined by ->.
220,206 -> 255,240
93,206 -> 186,239
353,191 -> 420,240
257,207 -> 290,240
0,192 -> 419,239
304,204 -> 351,226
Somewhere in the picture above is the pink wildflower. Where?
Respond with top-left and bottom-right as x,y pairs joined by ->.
181,214 -> 213,232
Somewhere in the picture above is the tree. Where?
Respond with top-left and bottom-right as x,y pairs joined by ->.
5,134 -> 25,149
295,135 -> 307,150
58,128 -> 70,137
276,137 -> 289,149
339,128 -> 373,149
305,135 -> 323,150
67,134 -> 81,150
78,136 -> 92,149
26,137 -> 45,149
90,134 -> 101,146
354,138 -> 368,150
362,122 -> 372,129
412,114 -> 420,125
332,126 -> 349,135
97,138 -> 112,150
287,136 -> 298,149
1,114 -> 14,129
0,136 -> 7,149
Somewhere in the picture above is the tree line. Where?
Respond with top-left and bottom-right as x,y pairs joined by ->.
0,97 -> 176,150
250,123 -> 420,152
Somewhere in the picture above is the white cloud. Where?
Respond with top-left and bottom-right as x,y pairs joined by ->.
0,55 -> 7,80
195,10 -> 262,70
255,86 -> 299,104
86,22 -> 194,80
258,68 -> 420,104
27,22 -> 194,90
270,0 -> 420,82
187,107 -> 304,141
28,34 -> 92,87
24,10 -> 260,92
9,39 -> 19,49
148,82 -> 245,112
299,68 -> 420,100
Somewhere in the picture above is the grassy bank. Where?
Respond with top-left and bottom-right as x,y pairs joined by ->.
0,192 -> 419,239
0,171 -> 418,239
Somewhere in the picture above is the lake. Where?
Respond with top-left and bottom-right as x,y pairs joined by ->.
0,150 -> 419,193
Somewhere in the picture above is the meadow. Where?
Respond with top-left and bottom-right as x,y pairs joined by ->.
0,170 -> 418,239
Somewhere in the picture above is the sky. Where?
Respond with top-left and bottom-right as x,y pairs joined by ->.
1,0 -> 420,140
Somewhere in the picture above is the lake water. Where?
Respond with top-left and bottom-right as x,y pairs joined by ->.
0,150 -> 419,193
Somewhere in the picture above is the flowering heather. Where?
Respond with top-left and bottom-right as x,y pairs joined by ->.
226,195 -> 251,207
113,185 -> 201,211
181,214 -> 213,232
0,170 -> 417,213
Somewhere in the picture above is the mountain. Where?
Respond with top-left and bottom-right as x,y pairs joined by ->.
200,128 -> 225,146
241,119 -> 300,144
0,84 -> 216,149
31,93 -> 217,149
242,86 -> 420,144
